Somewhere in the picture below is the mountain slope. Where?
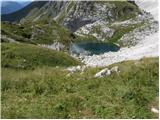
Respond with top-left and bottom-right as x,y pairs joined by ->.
1,57 -> 158,118
2,1 -> 139,27
1,19 -> 76,48
1,1 -> 157,48
1,1 -> 142,46
1,1 -> 158,119
57,1 -> 140,32
2,43 -> 81,69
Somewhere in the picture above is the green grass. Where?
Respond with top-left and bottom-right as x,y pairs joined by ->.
74,34 -> 98,42
1,2 -> 158,118
1,43 -> 81,70
1,20 -> 75,46
1,22 -> 34,44
1,20 -> 100,48
1,57 -> 159,118
1,20 -> 144,47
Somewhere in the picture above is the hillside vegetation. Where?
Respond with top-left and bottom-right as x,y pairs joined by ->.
1,43 -> 80,69
1,1 -> 158,119
1,57 -> 158,118
1,20 -> 75,46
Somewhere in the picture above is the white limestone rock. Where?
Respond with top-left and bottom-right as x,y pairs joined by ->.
94,68 -> 111,78
151,107 -> 159,114
66,67 -> 77,73
75,20 -> 114,41
40,42 -> 65,51
66,65 -> 87,73
110,66 -> 119,73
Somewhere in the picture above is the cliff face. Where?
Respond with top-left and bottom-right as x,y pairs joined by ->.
59,1 -> 139,32
2,1 -> 139,30
2,1 -> 157,49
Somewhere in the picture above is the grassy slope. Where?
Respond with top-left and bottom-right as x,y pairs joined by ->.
1,22 -> 33,44
1,20 -> 75,46
1,20 -> 99,48
1,57 -> 158,118
1,43 -> 80,69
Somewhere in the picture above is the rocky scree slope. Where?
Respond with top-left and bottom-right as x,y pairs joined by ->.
2,1 -> 157,52
57,1 -> 140,32
78,1 -> 159,67
1,1 -> 141,45
2,1 -> 139,25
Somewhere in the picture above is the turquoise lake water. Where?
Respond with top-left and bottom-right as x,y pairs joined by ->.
70,42 -> 120,55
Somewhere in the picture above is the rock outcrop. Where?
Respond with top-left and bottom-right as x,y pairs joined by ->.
2,1 -> 139,31
119,17 -> 158,47
40,42 -> 65,51
75,20 -> 115,41
94,66 -> 119,78
60,1 -> 139,32
66,65 -> 87,74
94,68 -> 111,78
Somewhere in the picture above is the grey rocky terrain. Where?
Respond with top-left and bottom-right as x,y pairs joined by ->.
1,0 -> 159,67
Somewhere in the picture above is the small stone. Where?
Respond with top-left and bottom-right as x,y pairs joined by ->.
110,66 -> 119,73
151,107 -> 159,114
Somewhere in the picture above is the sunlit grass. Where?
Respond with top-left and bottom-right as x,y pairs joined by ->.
1,57 -> 159,118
